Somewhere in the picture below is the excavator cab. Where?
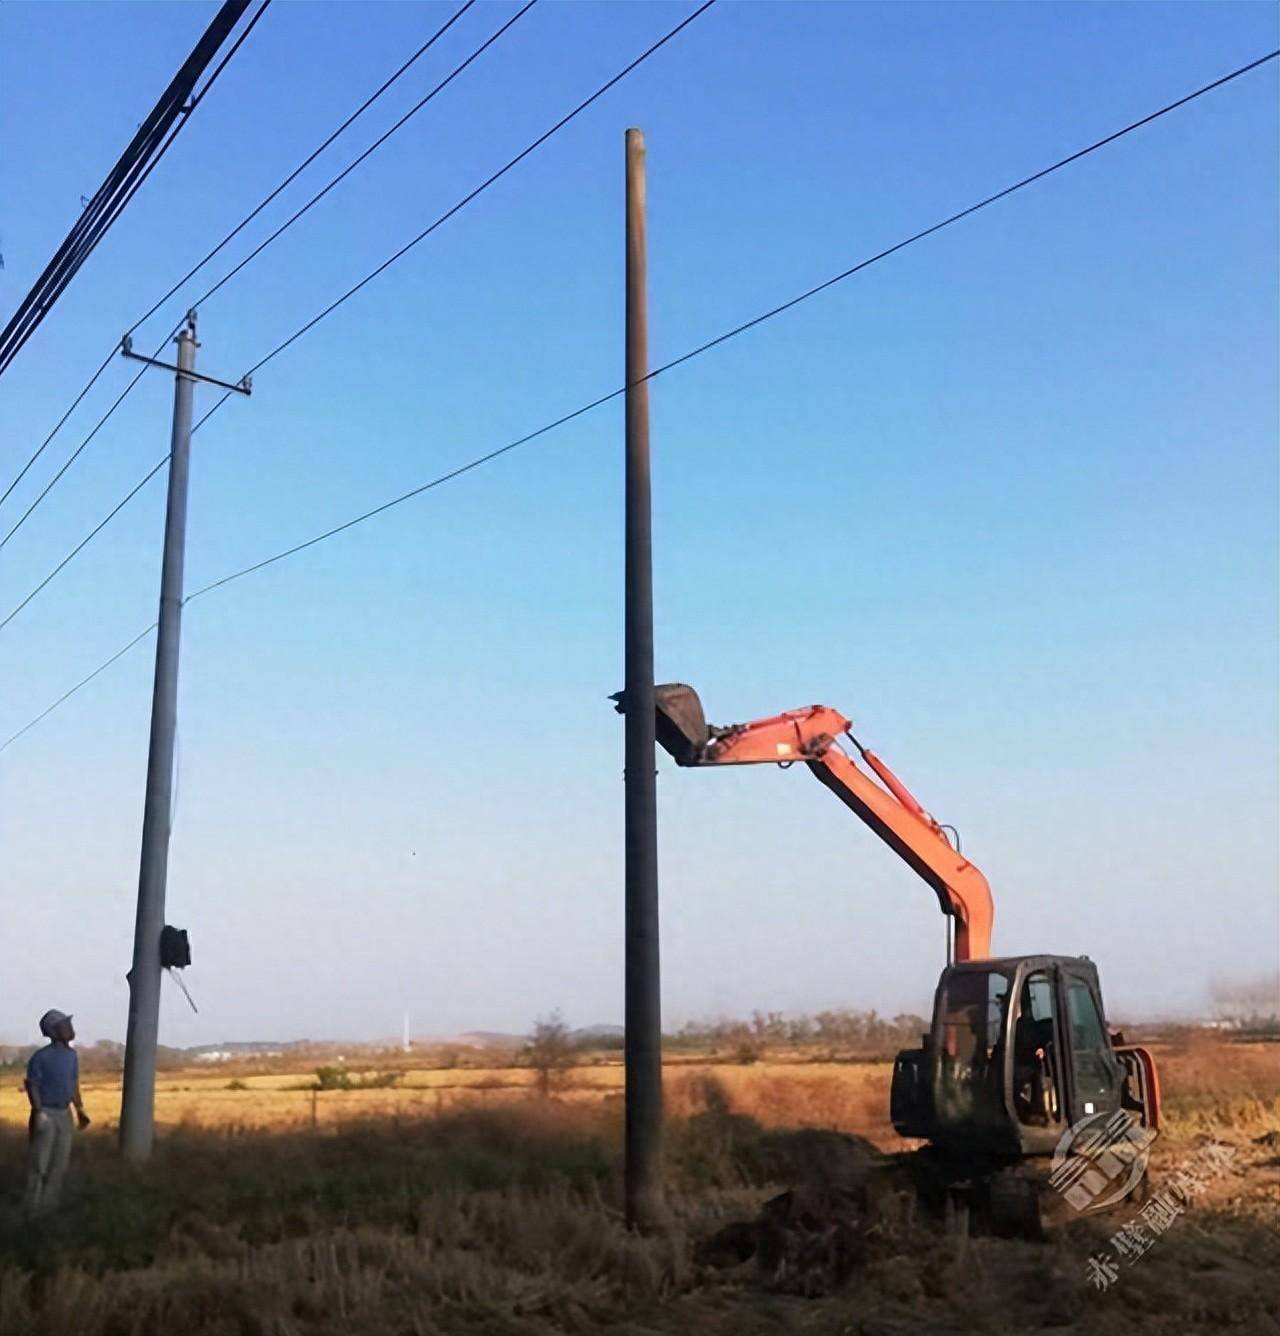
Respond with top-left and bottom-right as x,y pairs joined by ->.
891,955 -> 1159,1156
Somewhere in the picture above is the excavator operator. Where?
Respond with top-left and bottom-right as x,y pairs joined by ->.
1011,981 -> 1058,1125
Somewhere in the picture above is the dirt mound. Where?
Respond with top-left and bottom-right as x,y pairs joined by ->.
751,1127 -> 885,1188
695,1131 -> 911,1294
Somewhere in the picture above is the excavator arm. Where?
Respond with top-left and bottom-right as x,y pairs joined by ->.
618,684 -> 994,962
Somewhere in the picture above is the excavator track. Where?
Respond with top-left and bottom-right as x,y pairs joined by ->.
884,1146 -> 1151,1240
695,1130 -> 1152,1296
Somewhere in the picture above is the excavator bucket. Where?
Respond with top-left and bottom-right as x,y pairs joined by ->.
610,682 -> 709,766
655,683 -> 710,764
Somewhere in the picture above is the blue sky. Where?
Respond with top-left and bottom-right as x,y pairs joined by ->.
1,1 -> 1275,1045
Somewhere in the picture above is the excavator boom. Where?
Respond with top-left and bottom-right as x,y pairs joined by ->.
621,684 -> 993,961
613,682 -> 1160,1207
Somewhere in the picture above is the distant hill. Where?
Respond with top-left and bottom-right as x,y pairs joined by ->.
436,1026 -> 622,1049
450,1031 -> 524,1048
189,1040 -> 311,1055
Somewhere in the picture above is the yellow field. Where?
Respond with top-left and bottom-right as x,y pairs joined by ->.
3,1057 -> 903,1143
1,1038 -> 1276,1335
5,1041 -> 1277,1147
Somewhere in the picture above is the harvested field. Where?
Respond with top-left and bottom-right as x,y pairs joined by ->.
1,1057 -> 900,1144
0,1038 -> 1276,1334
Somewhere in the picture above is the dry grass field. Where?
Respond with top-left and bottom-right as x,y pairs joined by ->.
0,1037 -> 1276,1334
0,1057 -> 900,1144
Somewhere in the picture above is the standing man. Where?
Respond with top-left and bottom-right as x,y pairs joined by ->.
24,1009 -> 90,1215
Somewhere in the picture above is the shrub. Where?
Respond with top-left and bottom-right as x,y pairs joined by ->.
525,1010 -> 576,1096
313,1066 -> 352,1091
733,1038 -> 764,1065
312,1067 -> 402,1091
356,1071 -> 402,1090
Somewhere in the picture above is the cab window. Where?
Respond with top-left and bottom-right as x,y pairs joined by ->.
936,970 -> 1010,1122
1066,978 -> 1114,1104
1012,972 -> 1060,1125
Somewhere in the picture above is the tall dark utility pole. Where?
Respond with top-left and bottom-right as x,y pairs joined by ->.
623,127 -> 664,1228
118,312 -> 249,1162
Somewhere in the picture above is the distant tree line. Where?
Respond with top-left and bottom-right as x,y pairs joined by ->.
1210,973 -> 1280,1032
666,1009 -> 930,1061
0,1039 -> 283,1074
0,1038 -> 136,1073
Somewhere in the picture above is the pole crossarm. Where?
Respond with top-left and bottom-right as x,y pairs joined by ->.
121,328 -> 252,395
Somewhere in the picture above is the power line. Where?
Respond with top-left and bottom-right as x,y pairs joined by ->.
0,0 -> 481,521
0,1 -> 264,379
194,41 -> 1279,598
54,3 -> 271,293
0,0 -> 530,594
649,47 -> 1280,381
176,0 -> 532,326
241,0 -> 719,383
186,388 -> 624,601
4,43 -> 1274,750
0,0 -> 718,621
0,457 -> 170,633
1,346 -> 118,511
124,0 -> 481,344
0,0 -> 517,548
0,1 -> 282,510
0,624 -> 158,754
2,357 -> 155,549
0,1 -> 262,374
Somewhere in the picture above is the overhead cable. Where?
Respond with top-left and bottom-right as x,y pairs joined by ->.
6,41 -> 1273,750
0,0 -> 264,379
0,0 -> 482,518
0,0 -> 717,614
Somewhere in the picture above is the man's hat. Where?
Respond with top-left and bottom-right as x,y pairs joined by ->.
38,1009 -> 71,1037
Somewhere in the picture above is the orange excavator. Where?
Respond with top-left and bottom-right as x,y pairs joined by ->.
617,683 -> 1161,1226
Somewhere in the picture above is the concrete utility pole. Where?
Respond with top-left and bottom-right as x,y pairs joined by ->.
623,127 -> 664,1228
118,312 -> 249,1162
